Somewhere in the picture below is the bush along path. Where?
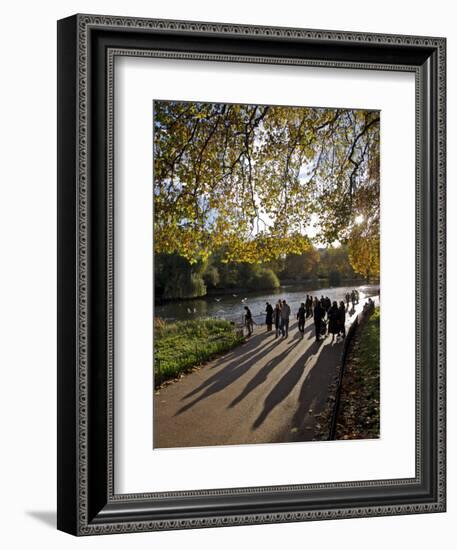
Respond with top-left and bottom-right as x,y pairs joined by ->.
333,307 -> 380,439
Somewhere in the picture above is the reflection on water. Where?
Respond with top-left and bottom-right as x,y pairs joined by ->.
155,282 -> 380,324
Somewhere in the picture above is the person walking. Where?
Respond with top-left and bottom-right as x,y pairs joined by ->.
320,295 -> 326,309
313,300 -> 325,342
297,302 -> 306,337
328,301 -> 340,343
324,296 -> 331,313
307,295 -> 313,318
273,301 -> 282,339
338,301 -> 346,339
265,302 -> 273,332
244,306 -> 254,337
345,292 -> 350,308
281,299 -> 291,338
351,290 -> 356,307
304,295 -> 310,318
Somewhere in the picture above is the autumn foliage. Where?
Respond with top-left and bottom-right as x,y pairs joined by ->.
154,101 -> 380,277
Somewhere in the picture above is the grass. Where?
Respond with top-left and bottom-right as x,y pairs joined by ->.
154,318 -> 245,386
335,307 -> 380,440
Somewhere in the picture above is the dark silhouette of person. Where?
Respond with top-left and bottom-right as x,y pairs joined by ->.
304,295 -> 310,318
297,302 -> 306,337
363,298 -> 375,316
313,301 -> 325,342
273,301 -> 281,339
281,299 -> 291,338
244,306 -> 253,336
265,302 -> 273,332
328,301 -> 339,342
338,301 -> 346,339
324,296 -> 331,312
345,292 -> 350,307
306,295 -> 313,318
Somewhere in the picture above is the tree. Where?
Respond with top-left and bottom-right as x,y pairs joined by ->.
248,267 -> 280,290
282,248 -> 320,280
348,222 -> 380,281
202,264 -> 220,288
318,245 -> 355,279
347,176 -> 380,280
207,255 -> 280,291
154,101 -> 380,264
154,253 -> 206,299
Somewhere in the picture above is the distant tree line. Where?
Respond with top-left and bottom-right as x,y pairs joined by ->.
155,244 -> 370,301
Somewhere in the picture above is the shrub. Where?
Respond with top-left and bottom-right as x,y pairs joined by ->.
154,318 -> 244,385
203,265 -> 220,288
248,267 -> 280,290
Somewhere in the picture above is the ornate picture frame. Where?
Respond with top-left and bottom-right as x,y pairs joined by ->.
57,14 -> 446,535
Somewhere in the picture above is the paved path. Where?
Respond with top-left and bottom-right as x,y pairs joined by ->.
154,303 -> 368,448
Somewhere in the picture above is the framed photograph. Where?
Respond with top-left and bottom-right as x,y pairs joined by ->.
57,14 -> 446,535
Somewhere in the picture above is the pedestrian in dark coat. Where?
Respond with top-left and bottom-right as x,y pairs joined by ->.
325,296 -> 331,312
265,302 -> 273,332
273,302 -> 281,339
313,301 -> 325,342
306,295 -> 313,318
297,302 -> 306,337
328,301 -> 339,342
244,306 -> 253,336
338,301 -> 346,339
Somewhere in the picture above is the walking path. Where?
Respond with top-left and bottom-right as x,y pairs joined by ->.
154,300 -> 375,448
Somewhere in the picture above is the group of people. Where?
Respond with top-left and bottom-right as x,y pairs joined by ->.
345,289 -> 360,308
243,289 -> 366,342
305,296 -> 347,342
363,297 -> 375,315
264,300 -> 292,338
290,295 -> 347,342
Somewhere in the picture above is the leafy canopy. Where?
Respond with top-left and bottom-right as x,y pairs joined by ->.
154,100 -> 380,272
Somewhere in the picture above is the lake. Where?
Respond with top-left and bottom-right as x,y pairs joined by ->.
155,282 -> 380,324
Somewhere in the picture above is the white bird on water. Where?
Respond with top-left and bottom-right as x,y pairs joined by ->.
186,308 -> 192,314
214,298 -> 221,302
232,294 -> 238,297
241,297 -> 247,303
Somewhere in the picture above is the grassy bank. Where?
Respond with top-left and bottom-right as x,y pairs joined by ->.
335,307 -> 380,439
154,318 -> 245,386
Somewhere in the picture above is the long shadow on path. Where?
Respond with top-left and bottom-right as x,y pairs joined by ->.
182,332 -> 278,400
288,340 -> 343,441
252,339 -> 324,430
228,338 -> 302,409
176,335 -> 282,415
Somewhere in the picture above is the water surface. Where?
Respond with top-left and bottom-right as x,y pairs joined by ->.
155,282 -> 380,324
